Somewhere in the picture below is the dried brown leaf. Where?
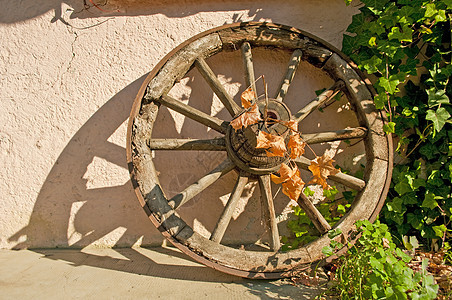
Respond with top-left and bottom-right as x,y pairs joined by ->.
282,169 -> 304,200
271,163 -> 295,184
240,87 -> 256,109
282,120 -> 298,132
308,154 -> 341,190
287,133 -> 306,159
230,103 -> 262,131
256,130 -> 287,157
271,164 -> 305,200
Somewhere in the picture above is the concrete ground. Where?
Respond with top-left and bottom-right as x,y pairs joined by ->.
0,247 -> 326,299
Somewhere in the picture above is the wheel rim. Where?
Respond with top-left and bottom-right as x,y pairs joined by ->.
127,22 -> 393,278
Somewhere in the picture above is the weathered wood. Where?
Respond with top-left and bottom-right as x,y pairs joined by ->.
210,174 -> 249,243
128,22 -> 392,276
302,127 -> 367,144
241,42 -> 257,94
297,193 -> 331,234
195,57 -> 241,116
258,175 -> 280,251
148,137 -> 226,151
218,23 -> 332,67
295,156 -> 366,191
169,158 -> 236,210
275,49 -> 303,101
293,80 -> 345,123
156,94 -> 228,134
144,33 -> 223,102
323,54 -> 389,162
176,226 -> 312,272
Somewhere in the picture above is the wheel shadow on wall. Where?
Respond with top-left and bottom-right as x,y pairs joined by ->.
5,74 -> 238,282
0,0 -> 266,24
4,53 -> 291,285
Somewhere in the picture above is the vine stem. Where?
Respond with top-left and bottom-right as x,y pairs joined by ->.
395,124 -> 433,166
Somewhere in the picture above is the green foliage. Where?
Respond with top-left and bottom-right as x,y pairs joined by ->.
342,0 -> 452,251
281,186 -> 351,251
324,220 -> 439,299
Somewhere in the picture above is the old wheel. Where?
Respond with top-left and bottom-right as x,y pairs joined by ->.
127,22 -> 393,278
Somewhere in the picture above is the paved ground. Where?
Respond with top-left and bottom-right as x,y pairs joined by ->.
0,247 -> 326,299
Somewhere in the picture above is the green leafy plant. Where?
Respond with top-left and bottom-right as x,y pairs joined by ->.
323,220 -> 439,299
342,0 -> 451,252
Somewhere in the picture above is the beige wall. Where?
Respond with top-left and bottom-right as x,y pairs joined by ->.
0,0 -> 359,249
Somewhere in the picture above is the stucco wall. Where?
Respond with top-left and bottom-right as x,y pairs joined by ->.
0,0 -> 359,249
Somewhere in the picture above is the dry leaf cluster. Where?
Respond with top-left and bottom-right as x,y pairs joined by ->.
230,88 -> 341,201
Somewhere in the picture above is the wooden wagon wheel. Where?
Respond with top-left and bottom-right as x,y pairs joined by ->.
127,22 -> 393,278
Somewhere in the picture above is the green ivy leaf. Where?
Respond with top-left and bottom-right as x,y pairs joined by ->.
387,197 -> 404,213
444,0 -> 452,9
374,93 -> 387,109
323,186 -> 338,201
434,10 -> 447,22
421,193 -> 438,210
322,245 -> 333,257
347,13 -> 367,34
399,58 -> 419,75
361,0 -> 389,14
388,24 -> 413,42
395,181 -> 412,196
419,143 -> 439,160
368,22 -> 385,35
427,170 -> 443,187
342,34 -> 360,55
432,224 -> 447,238
378,73 -> 405,94
407,213 -> 423,230
337,204 -> 346,214
328,228 -> 342,239
426,107 -> 451,132
303,186 -> 315,196
383,122 -> 396,134
427,89 -> 449,107
424,3 -> 438,18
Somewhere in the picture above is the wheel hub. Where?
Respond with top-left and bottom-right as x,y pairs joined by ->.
225,99 -> 292,175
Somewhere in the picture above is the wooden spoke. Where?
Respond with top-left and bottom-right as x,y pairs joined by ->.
295,156 -> 366,191
210,174 -> 249,243
301,127 -> 367,144
241,42 -> 257,94
297,193 -> 331,234
195,57 -> 241,116
293,80 -> 345,122
258,175 -> 280,251
275,49 -> 303,102
157,94 -> 228,134
148,137 -> 226,151
168,158 -> 236,210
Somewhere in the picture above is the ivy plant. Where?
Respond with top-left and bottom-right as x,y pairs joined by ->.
323,220 -> 439,299
342,0 -> 451,251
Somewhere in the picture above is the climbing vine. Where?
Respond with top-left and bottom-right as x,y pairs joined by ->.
341,0 -> 451,255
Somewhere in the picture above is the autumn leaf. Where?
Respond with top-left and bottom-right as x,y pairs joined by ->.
256,130 -> 287,157
230,103 -> 262,131
308,154 -> 341,190
241,87 -> 256,109
271,163 -> 295,184
281,120 -> 298,132
282,170 -> 304,200
271,163 -> 305,200
287,133 -> 306,159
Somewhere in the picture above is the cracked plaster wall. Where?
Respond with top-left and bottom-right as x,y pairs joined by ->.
0,0 -> 359,249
